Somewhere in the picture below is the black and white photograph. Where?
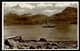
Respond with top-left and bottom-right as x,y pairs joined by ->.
2,2 -> 79,50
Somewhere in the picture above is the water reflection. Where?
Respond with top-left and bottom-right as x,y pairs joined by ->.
46,24 -> 77,41
55,24 -> 70,33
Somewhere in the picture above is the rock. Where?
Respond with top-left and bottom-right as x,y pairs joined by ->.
17,46 -> 24,49
27,40 -> 31,42
44,43 -> 52,49
4,45 -> 9,49
31,40 -> 38,42
62,46 -> 67,48
44,43 -> 51,46
39,38 -> 47,42
52,43 -> 58,46
4,39 -> 13,48
25,40 -> 29,43
24,45 -> 28,47
37,45 -> 42,49
46,45 -> 52,49
18,36 -> 22,42
53,46 -> 58,49
14,36 -> 22,42
29,46 -> 35,49
19,40 -> 25,42
14,36 -> 25,42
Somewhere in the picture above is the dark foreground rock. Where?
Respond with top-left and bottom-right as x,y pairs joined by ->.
4,36 -> 78,49
39,38 -> 47,42
4,39 -> 13,48
29,46 -> 35,49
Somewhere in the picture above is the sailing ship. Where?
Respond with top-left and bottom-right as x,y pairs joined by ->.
42,18 -> 55,28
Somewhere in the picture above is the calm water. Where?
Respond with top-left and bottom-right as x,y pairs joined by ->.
4,24 -> 77,41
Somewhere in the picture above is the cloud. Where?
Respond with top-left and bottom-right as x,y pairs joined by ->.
43,9 -> 58,13
55,3 -> 71,7
4,7 -> 26,15
55,2 -> 78,8
4,3 -> 36,15
42,9 -> 61,16
19,3 -> 36,9
37,3 -> 53,7
12,9 -> 26,15
3,2 -> 78,16
4,3 -> 36,9
4,3 -> 20,7
11,8 -> 25,12
43,10 -> 53,13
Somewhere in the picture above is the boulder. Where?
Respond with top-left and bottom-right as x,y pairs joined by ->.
39,38 -> 47,42
4,39 -> 13,48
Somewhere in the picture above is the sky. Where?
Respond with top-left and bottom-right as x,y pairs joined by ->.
3,2 -> 78,16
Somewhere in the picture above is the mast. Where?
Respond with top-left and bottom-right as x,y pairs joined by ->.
46,17 -> 51,26
46,18 -> 47,25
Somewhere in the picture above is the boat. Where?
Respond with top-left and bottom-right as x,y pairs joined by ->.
42,25 -> 55,28
42,18 -> 55,28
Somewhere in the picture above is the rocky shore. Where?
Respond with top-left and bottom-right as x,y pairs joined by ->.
4,36 -> 77,49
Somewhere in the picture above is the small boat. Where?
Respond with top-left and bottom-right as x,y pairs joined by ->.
42,25 -> 55,28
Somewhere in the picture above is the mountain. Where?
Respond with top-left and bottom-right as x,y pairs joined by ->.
4,7 -> 77,25
28,14 -> 49,24
50,7 -> 77,24
4,13 -> 48,25
4,13 -> 20,25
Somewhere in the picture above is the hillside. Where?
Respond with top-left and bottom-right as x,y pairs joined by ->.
50,7 -> 77,24
4,13 -> 49,25
4,7 -> 77,25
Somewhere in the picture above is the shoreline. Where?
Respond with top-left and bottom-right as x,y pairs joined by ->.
4,36 -> 78,49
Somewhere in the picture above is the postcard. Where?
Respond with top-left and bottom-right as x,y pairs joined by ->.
2,1 -> 79,50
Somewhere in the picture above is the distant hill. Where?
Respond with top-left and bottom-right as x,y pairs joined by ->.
4,13 -> 49,25
50,7 -> 77,24
28,14 -> 49,24
4,7 -> 77,25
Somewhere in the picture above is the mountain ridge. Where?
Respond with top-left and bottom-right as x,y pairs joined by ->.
4,7 -> 77,25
